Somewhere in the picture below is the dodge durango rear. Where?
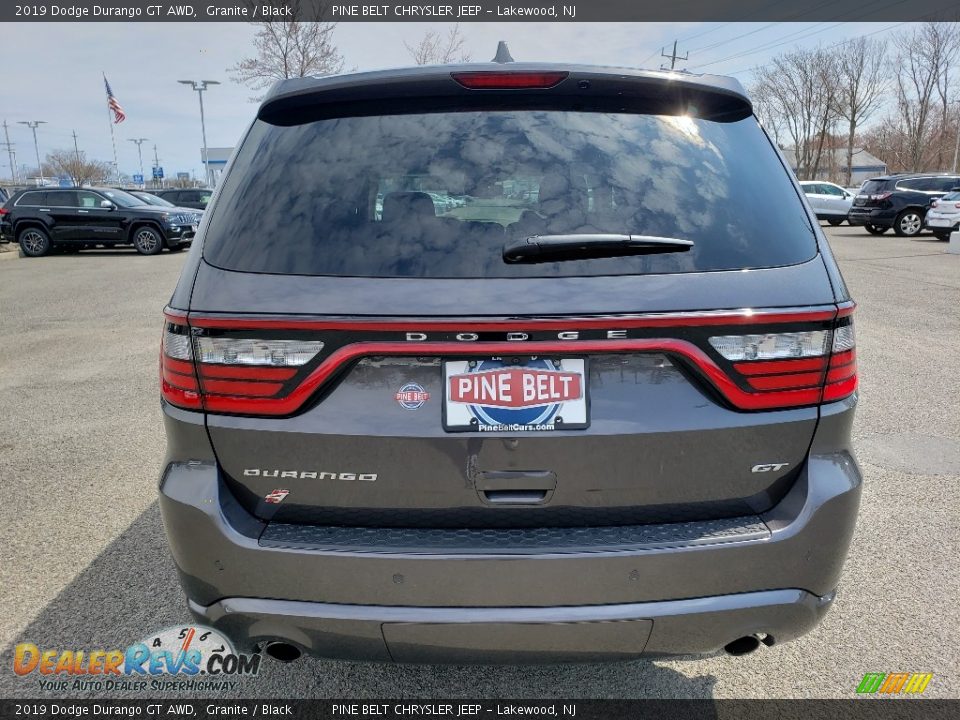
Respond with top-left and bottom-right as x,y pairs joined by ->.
158,58 -> 861,664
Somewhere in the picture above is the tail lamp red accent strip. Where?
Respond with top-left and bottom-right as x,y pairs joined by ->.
199,365 -> 298,381
823,348 -> 858,398
746,371 -> 825,391
161,305 -> 857,416
162,366 -> 198,392
201,379 -> 285,397
734,357 -> 826,376
195,339 -> 824,415
451,71 -> 569,89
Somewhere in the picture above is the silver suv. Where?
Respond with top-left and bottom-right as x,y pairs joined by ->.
158,62 -> 861,664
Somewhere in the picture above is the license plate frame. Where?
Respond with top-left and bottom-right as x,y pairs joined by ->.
442,356 -> 590,433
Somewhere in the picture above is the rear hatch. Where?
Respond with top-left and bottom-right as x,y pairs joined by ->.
162,65 -> 856,528
853,178 -> 892,208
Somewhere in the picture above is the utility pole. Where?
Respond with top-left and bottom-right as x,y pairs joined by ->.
72,130 -> 82,164
178,79 -> 220,187
128,137 -> 148,187
17,120 -> 46,184
660,40 -> 688,71
2,120 -> 17,184
152,143 -> 162,188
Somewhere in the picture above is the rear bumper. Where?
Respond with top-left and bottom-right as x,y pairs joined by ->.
924,216 -> 959,232
159,397 -> 861,662
847,207 -> 894,227
189,589 -> 834,663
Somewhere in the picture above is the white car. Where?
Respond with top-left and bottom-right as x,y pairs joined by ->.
799,181 -> 855,225
924,190 -> 960,240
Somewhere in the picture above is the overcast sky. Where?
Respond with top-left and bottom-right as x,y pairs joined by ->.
2,21 -> 906,181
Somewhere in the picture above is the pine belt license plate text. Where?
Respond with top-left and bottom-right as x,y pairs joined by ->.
443,358 -> 589,433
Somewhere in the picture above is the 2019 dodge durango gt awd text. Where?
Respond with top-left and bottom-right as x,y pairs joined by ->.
158,62 -> 861,664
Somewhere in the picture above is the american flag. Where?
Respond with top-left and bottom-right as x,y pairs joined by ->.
103,75 -> 126,124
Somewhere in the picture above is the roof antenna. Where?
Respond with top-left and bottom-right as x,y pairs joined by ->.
492,41 -> 514,63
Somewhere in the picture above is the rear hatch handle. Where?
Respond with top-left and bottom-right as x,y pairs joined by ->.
476,470 -> 557,506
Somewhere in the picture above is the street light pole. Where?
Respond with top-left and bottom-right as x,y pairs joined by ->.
17,120 -> 46,184
178,80 -> 219,187
128,137 -> 148,187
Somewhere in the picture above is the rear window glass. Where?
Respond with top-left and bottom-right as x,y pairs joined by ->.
203,111 -> 816,278
859,180 -> 889,195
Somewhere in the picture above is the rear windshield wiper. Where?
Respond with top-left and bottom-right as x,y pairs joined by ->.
503,234 -> 694,264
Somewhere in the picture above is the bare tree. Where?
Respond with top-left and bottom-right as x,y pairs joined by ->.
229,0 -> 345,100
751,82 -> 787,147
751,47 -> 840,179
42,150 -> 111,187
893,22 -> 960,171
833,37 -> 888,185
405,24 -> 471,65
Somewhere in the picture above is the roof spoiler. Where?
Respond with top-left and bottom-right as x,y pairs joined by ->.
258,64 -> 753,126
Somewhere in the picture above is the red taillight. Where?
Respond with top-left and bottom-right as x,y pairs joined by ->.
160,309 -> 323,414
0,207 -> 9,216
710,306 -> 857,406
160,312 -> 202,410
451,71 -> 568,89
870,191 -> 893,201
161,305 -> 857,417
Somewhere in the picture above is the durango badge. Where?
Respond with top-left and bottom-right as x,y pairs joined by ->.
396,382 -> 430,410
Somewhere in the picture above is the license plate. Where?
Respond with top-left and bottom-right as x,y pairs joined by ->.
927,217 -> 950,227
442,357 -> 589,433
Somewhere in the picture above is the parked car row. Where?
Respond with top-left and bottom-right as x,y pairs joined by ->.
801,173 -> 960,239
0,187 -> 206,256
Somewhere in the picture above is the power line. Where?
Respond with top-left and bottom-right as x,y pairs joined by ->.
688,0 -> 915,71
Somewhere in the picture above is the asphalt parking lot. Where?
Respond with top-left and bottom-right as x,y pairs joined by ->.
1,226 -> 958,699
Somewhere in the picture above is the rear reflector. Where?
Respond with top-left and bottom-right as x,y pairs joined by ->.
451,71 -> 569,89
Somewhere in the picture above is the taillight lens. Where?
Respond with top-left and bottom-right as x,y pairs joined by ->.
160,311 -> 323,413
709,315 -> 857,406
870,191 -> 893,201
823,322 -> 857,401
0,207 -> 9,216
160,319 -> 202,410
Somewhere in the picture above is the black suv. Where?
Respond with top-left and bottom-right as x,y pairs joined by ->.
2,187 -> 202,256
151,188 -> 212,210
847,173 -> 960,236
159,63 -> 861,664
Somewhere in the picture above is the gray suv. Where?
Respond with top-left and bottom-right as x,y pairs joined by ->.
159,62 -> 861,664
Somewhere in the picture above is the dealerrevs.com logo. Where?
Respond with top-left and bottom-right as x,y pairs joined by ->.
14,626 -> 260,693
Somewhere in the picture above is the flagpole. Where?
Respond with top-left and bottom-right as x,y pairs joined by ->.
104,73 -> 120,184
